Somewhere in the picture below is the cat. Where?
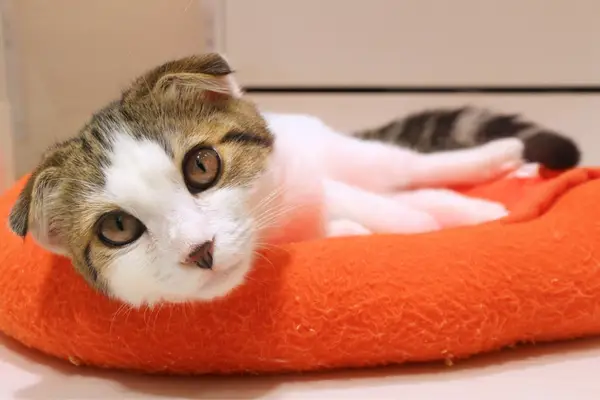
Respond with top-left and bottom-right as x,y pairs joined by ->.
7,54 -> 580,308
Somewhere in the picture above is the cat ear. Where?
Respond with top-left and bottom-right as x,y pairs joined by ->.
153,71 -> 242,100
8,143 -> 71,255
123,53 -> 242,103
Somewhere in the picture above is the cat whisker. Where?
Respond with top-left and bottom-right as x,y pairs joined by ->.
150,302 -> 165,332
109,303 -> 137,340
249,186 -> 286,216
252,250 -> 276,271
253,200 -> 302,227
253,206 -> 300,231
243,274 -> 264,286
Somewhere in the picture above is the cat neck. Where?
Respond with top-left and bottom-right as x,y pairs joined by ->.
253,133 -> 326,247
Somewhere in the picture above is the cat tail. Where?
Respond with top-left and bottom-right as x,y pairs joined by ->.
353,106 -> 581,170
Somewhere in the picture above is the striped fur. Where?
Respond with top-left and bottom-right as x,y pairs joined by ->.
355,107 -> 581,170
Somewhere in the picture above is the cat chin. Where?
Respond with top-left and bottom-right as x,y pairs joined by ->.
194,258 -> 253,301
107,255 -> 255,309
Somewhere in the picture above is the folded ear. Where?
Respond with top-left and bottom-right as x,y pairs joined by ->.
123,53 -> 242,103
8,142 -> 72,255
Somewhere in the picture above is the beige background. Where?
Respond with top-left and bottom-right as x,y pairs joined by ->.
224,0 -> 600,86
2,0 -> 600,186
0,13 -> 13,191
0,0 -> 208,183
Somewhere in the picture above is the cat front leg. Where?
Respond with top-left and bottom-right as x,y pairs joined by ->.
327,219 -> 372,237
324,179 -> 440,235
392,189 -> 509,228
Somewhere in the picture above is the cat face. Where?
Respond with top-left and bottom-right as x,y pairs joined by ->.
8,54 -> 278,307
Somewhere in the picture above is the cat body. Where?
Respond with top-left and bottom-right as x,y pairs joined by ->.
7,54 -> 580,307
262,112 -> 524,239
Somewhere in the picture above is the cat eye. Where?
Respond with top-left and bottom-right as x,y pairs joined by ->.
97,211 -> 146,247
182,146 -> 222,193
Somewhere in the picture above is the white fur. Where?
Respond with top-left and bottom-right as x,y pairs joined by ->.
97,113 -> 526,307
261,113 -> 522,238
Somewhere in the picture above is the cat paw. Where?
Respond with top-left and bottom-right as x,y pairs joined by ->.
461,199 -> 509,225
508,162 -> 540,179
327,219 -> 372,237
480,138 -> 525,179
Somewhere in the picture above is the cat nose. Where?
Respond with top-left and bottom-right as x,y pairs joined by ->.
184,240 -> 214,269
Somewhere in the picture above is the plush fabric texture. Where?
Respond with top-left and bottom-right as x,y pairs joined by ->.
1,168 -> 600,374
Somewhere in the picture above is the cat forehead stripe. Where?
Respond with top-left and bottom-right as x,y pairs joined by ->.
220,131 -> 273,147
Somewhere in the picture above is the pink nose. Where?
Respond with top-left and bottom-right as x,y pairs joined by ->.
184,240 -> 214,269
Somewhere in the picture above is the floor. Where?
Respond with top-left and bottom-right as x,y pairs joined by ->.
2,332 -> 600,399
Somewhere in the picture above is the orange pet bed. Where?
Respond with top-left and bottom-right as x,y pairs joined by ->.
1,168 -> 600,374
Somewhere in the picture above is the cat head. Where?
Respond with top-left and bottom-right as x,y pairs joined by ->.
8,54 -> 278,307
